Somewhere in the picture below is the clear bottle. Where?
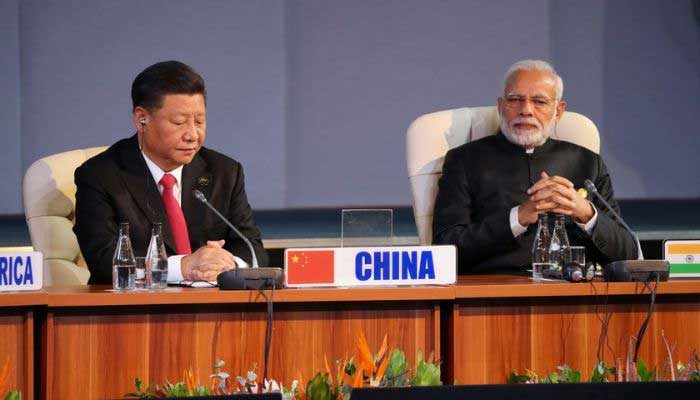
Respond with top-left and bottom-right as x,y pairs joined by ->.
531,213 -> 553,281
112,222 -> 136,290
549,214 -> 571,271
146,222 -> 169,289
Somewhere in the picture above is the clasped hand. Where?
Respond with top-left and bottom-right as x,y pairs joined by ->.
518,172 -> 594,226
181,240 -> 237,281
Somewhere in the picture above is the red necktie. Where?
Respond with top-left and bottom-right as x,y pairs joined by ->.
159,174 -> 192,254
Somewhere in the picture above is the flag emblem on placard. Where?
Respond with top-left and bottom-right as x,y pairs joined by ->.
286,250 -> 335,284
665,242 -> 700,275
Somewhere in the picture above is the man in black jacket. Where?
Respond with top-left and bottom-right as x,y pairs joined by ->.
74,61 -> 268,284
432,60 -> 637,274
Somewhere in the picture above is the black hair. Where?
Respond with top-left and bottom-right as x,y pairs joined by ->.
131,60 -> 206,110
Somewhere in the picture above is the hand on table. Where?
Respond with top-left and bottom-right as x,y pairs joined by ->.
181,240 -> 237,281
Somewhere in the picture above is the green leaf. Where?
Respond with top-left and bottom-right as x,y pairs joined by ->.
590,361 -> 611,383
306,372 -> 332,400
385,349 -> 408,387
193,386 -> 212,395
4,391 -> 22,400
135,377 -> 143,392
507,371 -> 531,384
637,359 -> 654,382
410,360 -> 441,386
344,357 -> 356,377
556,364 -> 582,383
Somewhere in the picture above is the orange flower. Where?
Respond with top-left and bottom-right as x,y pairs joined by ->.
355,331 -> 392,386
356,332 -> 375,373
183,366 -> 196,392
374,335 -> 390,383
324,355 -> 333,384
352,365 -> 364,388
297,371 -> 308,400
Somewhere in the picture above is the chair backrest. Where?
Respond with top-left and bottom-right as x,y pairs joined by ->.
406,106 -> 600,245
23,147 -> 107,285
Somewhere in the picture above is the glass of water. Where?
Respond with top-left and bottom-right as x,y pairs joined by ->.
134,257 -> 147,289
568,246 -> 586,267
532,251 -> 553,282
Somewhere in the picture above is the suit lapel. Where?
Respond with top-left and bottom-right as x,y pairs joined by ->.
181,153 -> 213,247
117,135 -> 177,253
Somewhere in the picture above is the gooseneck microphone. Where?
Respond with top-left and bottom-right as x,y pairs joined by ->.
193,190 -> 282,386
583,179 -> 669,282
584,179 -> 643,260
192,189 -> 283,290
193,189 -> 258,268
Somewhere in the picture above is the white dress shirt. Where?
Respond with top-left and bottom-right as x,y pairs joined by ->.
141,152 -> 247,283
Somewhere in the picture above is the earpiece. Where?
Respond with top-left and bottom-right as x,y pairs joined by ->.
139,118 -> 147,126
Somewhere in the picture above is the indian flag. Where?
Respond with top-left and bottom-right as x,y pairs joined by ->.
665,241 -> 700,276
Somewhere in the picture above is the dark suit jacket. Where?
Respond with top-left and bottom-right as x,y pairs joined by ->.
74,135 -> 269,284
432,132 -> 638,274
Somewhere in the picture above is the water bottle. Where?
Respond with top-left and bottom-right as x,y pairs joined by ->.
531,213 -> 552,281
112,222 -> 136,290
549,214 -> 571,271
146,222 -> 169,289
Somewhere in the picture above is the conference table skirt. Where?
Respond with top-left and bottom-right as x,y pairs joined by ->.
1,276 -> 700,399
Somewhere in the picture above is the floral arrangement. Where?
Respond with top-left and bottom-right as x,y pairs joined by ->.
509,333 -> 700,383
126,331 -> 441,398
0,357 -> 22,400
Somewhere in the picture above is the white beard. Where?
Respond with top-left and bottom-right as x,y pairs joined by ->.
500,108 -> 557,148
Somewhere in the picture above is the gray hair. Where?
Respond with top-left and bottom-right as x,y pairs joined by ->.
503,59 -> 564,100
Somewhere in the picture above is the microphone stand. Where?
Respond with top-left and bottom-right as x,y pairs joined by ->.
583,180 -> 669,282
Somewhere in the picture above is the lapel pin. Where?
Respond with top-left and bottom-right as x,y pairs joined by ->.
197,176 -> 210,187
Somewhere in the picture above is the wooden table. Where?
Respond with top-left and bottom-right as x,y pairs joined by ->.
41,285 -> 450,399
0,292 -> 44,400
3,276 -> 700,399
447,275 -> 700,384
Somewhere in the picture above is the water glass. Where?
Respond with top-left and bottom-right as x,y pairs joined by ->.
568,246 -> 586,267
134,257 -> 148,289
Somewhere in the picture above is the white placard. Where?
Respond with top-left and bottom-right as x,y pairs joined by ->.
0,251 -> 43,291
284,245 -> 456,288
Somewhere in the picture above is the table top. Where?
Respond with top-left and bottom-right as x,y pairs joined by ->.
3,275 -> 700,308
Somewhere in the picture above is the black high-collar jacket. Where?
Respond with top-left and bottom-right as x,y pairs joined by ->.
433,132 -> 637,274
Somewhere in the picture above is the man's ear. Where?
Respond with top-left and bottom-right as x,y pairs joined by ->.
132,107 -> 149,131
555,100 -> 567,121
497,97 -> 504,114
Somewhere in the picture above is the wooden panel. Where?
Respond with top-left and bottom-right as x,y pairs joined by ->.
452,295 -> 700,384
46,312 -> 150,399
46,302 -> 439,399
0,311 -> 33,399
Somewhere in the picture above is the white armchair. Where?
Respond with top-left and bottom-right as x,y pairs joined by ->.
406,106 -> 600,245
23,147 -> 107,285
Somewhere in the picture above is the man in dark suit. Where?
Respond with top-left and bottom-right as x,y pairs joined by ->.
432,60 -> 637,274
74,60 -> 268,284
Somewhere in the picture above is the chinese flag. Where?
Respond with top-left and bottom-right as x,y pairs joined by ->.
286,250 -> 335,284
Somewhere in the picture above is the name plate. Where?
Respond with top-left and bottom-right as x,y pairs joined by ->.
284,245 -> 456,288
664,240 -> 700,277
0,251 -> 43,291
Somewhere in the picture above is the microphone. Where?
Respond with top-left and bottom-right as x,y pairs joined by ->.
192,190 -> 283,290
583,180 -> 669,282
194,189 -> 258,267
193,191 -> 279,386
584,180 -> 642,260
